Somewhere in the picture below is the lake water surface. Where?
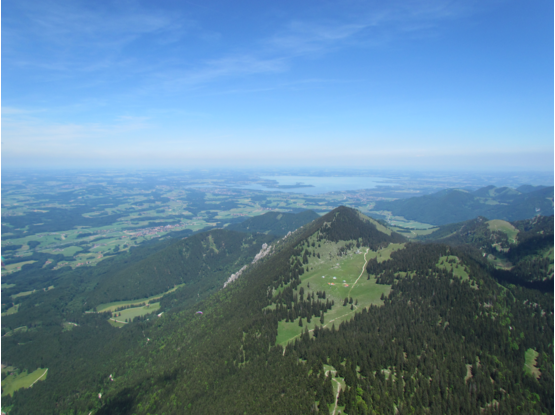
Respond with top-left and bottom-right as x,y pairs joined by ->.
237,176 -> 395,195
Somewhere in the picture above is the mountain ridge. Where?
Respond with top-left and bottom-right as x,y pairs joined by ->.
373,185 -> 554,225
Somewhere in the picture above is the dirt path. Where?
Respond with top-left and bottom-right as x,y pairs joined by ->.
332,378 -> 341,415
29,368 -> 48,387
324,368 -> 342,415
348,248 -> 369,297
282,248 -> 369,347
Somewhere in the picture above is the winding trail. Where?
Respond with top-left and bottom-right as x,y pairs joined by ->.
332,378 -> 341,415
348,248 -> 369,297
29,368 -> 48,387
281,248 -> 370,348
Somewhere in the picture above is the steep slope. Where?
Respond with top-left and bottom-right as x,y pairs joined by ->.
226,210 -> 320,236
84,229 -> 276,309
3,207 -> 553,415
373,185 -> 554,225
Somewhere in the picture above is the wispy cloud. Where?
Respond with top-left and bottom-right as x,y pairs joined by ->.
4,0 -> 478,88
2,109 -> 152,152
3,0 -> 193,76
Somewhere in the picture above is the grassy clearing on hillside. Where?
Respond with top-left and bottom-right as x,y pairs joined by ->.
392,227 -> 438,239
486,254 -> 513,270
1,260 -> 37,276
3,326 -> 28,337
95,284 -> 183,313
276,237 -> 400,346
62,322 -> 79,331
370,243 -> 405,263
1,283 -> 16,289
487,220 -> 519,243
323,364 -> 346,414
436,256 -> 470,281
61,246 -> 83,257
1,304 -> 20,316
524,348 -> 541,379
12,289 -> 36,299
543,247 -> 554,275
108,302 -> 161,327
1,367 -> 48,397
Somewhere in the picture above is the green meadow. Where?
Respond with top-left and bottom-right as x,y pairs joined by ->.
1,260 -> 37,276
1,304 -> 20,316
108,302 -> 161,327
95,284 -> 184,313
436,255 -> 470,280
487,219 -> 519,243
276,236 -> 400,346
1,367 -> 48,397
524,348 -> 541,379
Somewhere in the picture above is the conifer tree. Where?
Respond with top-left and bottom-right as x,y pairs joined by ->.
319,395 -> 330,414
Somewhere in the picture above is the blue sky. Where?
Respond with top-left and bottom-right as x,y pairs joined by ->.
2,0 -> 553,170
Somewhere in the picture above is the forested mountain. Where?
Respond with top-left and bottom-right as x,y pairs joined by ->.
419,215 -> 554,287
83,229 -> 276,309
373,185 -> 554,225
226,210 -> 320,235
2,207 -> 553,414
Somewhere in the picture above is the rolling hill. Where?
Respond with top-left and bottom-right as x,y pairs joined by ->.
419,215 -> 554,286
372,185 -> 554,225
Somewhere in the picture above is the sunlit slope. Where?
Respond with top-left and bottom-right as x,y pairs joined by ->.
275,239 -> 404,346
88,206 -> 405,413
85,229 -> 276,309
267,207 -> 406,345
4,206 -> 554,414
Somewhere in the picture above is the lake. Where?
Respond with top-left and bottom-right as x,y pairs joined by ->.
237,176 -> 395,195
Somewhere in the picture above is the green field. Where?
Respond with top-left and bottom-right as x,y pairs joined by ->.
12,289 -> 37,299
3,326 -> 29,337
1,283 -> 16,289
487,220 -> 519,243
276,237 -> 398,346
62,322 -> 79,331
392,227 -> 439,239
1,367 -> 48,397
1,260 -> 37,275
108,302 -> 161,327
60,246 -> 83,257
1,304 -> 20,316
486,254 -> 513,270
524,348 -> 541,379
436,255 -> 470,280
95,284 -> 184,313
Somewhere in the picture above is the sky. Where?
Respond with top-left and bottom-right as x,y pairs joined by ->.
2,0 -> 553,170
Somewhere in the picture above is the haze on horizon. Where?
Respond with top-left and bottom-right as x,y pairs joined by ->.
2,0 -> 553,171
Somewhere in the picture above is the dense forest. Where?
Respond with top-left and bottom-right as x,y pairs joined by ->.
419,215 -> 554,286
1,207 -> 553,414
373,185 -> 554,225
226,210 -> 320,236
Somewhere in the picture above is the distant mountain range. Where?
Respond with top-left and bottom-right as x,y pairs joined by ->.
373,185 -> 553,225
